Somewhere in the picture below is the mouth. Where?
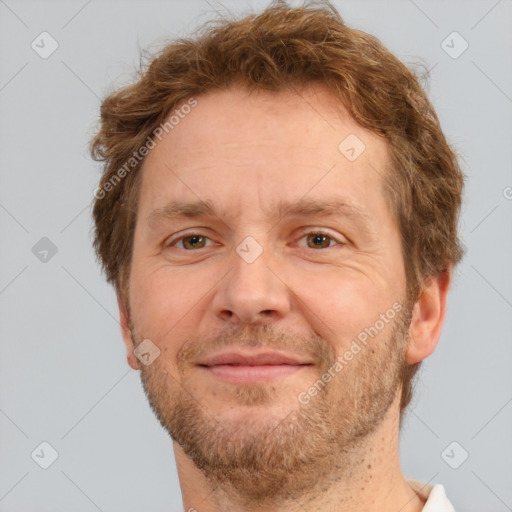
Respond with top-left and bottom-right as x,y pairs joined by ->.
196,351 -> 313,383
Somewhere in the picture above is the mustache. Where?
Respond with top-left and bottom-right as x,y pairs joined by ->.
175,322 -> 336,372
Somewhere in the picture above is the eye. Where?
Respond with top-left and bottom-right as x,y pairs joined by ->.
168,233 -> 214,250
296,230 -> 345,249
165,230 -> 345,252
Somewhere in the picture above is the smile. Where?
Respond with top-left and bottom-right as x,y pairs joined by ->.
196,351 -> 313,383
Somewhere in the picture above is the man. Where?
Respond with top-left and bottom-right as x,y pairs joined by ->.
90,1 -> 463,510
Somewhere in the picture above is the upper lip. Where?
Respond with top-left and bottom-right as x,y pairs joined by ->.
197,351 -> 311,367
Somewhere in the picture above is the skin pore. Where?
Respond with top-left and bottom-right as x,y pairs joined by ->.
118,84 -> 451,512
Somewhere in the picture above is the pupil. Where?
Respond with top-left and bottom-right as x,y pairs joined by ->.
309,233 -> 328,248
186,236 -> 204,248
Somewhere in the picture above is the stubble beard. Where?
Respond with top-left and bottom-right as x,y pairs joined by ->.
135,307 -> 412,506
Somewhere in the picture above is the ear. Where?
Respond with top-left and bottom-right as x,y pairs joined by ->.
117,294 -> 140,370
405,269 -> 452,365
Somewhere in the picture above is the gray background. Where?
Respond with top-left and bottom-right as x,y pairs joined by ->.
0,0 -> 511,510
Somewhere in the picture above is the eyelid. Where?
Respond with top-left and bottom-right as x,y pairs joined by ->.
294,228 -> 347,248
164,230 -> 216,248
164,228 -> 347,250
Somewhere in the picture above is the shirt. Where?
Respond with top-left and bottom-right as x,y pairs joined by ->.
407,478 -> 456,512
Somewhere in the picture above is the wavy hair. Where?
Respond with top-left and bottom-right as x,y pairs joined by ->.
90,0 -> 464,420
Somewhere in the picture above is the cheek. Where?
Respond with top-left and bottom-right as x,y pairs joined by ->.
278,264 -> 395,344
128,242 -> 404,360
129,265 -> 204,356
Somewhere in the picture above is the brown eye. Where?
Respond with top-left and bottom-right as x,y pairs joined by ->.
173,234 -> 209,250
305,232 -> 334,249
182,235 -> 206,249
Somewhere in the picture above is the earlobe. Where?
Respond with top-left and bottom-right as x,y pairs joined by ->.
405,269 -> 452,365
117,295 -> 140,371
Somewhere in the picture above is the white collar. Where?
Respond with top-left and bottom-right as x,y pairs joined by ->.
407,478 -> 456,511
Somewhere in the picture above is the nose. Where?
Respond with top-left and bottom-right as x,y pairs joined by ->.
211,240 -> 291,324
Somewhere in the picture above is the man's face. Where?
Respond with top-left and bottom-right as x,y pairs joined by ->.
124,84 -> 411,500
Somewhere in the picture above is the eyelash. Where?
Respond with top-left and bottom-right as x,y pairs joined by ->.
166,230 -> 346,251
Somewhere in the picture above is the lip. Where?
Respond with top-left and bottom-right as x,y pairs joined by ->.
197,351 -> 312,383
198,351 -> 310,367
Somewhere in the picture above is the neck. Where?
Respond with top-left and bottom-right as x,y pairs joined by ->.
175,396 -> 425,512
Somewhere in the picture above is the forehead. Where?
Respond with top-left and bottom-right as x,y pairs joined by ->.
137,83 -> 391,224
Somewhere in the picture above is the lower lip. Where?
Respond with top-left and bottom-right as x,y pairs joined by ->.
200,364 -> 308,383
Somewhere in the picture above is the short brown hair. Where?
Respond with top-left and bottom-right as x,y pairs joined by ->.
90,0 -> 464,420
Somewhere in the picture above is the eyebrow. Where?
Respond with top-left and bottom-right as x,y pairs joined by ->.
146,197 -> 372,231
